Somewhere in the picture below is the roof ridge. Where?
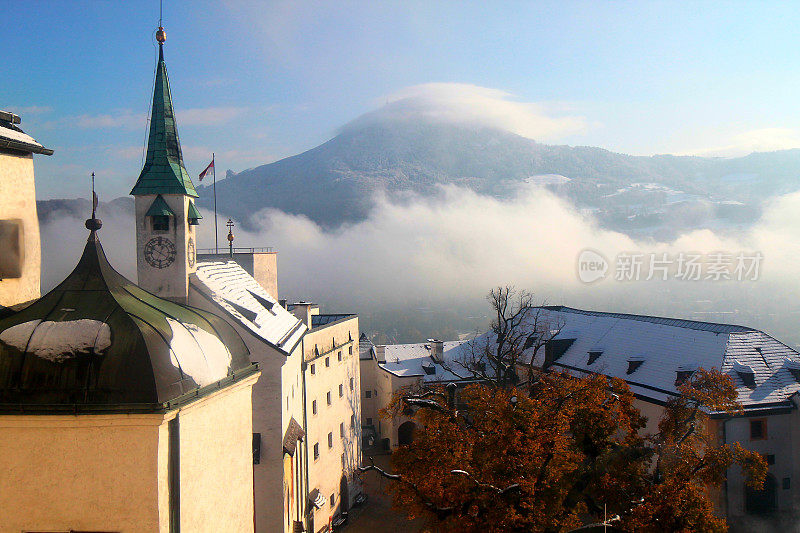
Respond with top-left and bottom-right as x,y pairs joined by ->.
542,305 -> 754,333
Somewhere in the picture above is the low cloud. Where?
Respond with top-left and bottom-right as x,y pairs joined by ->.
685,128 -> 800,157
40,185 -> 800,348
343,83 -> 589,142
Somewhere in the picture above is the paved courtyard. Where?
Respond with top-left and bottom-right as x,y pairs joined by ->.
345,454 -> 430,533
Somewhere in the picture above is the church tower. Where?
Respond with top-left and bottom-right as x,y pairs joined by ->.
131,26 -> 201,303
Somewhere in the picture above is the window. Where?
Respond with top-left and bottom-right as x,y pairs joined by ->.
152,215 -> 170,231
783,477 -> 791,490
365,390 -> 372,398
765,454 -> 775,465
342,452 -> 346,468
339,384 -> 343,397
327,391 -> 332,405
366,417 -> 373,426
587,351 -> 603,365
349,346 -> 353,355
350,414 -> 355,428
338,351 -> 342,361
312,400 -> 317,415
330,494 -> 335,507
253,433 -> 261,464
310,364 -> 315,375
313,443 -> 319,460
349,378 -> 354,390
328,432 -> 333,448
750,419 -> 767,440
340,422 -> 345,437
325,357 -> 330,367
0,219 -> 23,278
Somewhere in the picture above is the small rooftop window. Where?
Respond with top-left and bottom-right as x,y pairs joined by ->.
523,334 -> 537,350
587,351 -> 603,365
785,359 -> 800,382
675,363 -> 698,386
733,360 -> 756,389
626,356 -> 646,375
422,362 -> 436,375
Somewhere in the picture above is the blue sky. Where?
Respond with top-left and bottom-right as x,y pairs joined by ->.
7,1 -> 800,199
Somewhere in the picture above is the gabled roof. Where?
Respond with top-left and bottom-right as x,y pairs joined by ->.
528,306 -> 800,411
144,194 -> 175,217
130,44 -> 197,197
0,225 -> 254,412
191,260 -> 306,354
282,417 -> 305,456
0,111 -> 53,155
187,200 -> 203,220
378,340 -> 471,382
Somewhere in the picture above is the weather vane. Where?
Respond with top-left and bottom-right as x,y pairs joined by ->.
85,171 -> 102,234
226,218 -> 235,257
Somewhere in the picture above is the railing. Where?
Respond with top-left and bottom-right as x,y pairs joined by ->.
197,247 -> 274,254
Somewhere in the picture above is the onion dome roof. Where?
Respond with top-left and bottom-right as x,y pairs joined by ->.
0,225 -> 255,413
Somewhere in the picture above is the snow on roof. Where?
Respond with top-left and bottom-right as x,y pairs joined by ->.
377,340 -> 471,381
532,307 -> 800,410
359,334 -> 375,360
192,260 -> 306,354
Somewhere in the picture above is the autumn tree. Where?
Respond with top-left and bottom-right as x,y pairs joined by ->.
363,370 -> 766,533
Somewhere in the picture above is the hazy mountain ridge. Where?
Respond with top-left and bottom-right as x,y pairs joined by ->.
194,118 -> 800,236
38,120 -> 800,238
37,197 -> 134,224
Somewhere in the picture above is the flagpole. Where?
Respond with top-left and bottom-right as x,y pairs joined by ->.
212,152 -> 218,253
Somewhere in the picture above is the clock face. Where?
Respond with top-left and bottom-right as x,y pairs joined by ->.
187,237 -> 196,268
144,236 -> 177,269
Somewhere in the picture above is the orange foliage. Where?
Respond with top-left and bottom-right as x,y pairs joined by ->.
381,369 -> 766,532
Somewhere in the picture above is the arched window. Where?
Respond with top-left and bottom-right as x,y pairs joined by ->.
398,421 -> 416,446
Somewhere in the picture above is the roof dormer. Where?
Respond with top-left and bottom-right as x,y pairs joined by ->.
626,355 -> 646,375
733,360 -> 756,389
675,363 -> 698,386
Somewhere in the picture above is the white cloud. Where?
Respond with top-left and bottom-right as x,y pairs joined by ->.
39,185 -> 800,347
683,128 -> 800,157
345,83 -> 589,142
59,106 -> 249,131
75,112 -> 144,129
179,106 -> 249,126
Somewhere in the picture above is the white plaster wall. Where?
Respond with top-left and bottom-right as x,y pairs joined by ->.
0,413 -> 163,532
0,150 -> 40,307
135,194 -> 195,302
303,317 -> 361,531
175,374 -> 259,533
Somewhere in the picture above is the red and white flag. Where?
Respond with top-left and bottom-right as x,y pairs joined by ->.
199,158 -> 214,181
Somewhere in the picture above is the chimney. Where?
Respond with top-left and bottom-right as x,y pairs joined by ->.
291,301 -> 318,329
428,339 -> 444,363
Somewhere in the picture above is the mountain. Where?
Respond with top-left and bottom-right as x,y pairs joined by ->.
37,197 -> 134,225
194,116 -> 800,237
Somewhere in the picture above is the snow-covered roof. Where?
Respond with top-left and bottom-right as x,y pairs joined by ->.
359,334 -> 375,360
529,306 -> 800,411
377,340 -> 472,382
0,113 -> 52,155
192,260 -> 306,354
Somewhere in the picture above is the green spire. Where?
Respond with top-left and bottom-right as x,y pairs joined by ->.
130,43 -> 198,197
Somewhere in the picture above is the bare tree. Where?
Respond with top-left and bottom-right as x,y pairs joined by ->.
447,286 -> 563,388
